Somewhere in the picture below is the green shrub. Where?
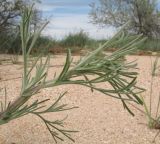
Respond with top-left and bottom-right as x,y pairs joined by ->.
140,38 -> 160,52
61,30 -> 90,48
0,27 -> 21,54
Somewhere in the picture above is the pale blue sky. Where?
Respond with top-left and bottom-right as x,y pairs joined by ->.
36,0 -> 116,40
37,0 -> 160,40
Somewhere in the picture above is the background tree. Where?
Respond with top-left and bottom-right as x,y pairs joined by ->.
0,0 -> 22,32
0,0 -> 41,32
0,0 -> 42,53
90,0 -> 160,38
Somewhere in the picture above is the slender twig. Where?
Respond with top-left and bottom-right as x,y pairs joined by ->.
150,57 -> 153,116
152,130 -> 160,143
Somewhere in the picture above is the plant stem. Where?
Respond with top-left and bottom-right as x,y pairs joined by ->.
155,93 -> 160,119
149,71 -> 153,116
0,96 -> 30,124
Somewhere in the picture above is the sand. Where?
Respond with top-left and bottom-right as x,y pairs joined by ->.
0,54 -> 160,144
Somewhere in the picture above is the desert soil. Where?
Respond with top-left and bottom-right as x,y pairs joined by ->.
0,54 -> 160,144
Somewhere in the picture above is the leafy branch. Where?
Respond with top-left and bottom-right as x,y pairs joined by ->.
0,5 -> 147,143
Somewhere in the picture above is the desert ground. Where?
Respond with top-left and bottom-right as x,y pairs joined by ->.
0,54 -> 160,144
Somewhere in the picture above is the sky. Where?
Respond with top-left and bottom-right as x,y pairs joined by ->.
36,0 -> 116,40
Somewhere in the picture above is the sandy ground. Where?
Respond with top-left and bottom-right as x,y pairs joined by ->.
0,54 -> 160,144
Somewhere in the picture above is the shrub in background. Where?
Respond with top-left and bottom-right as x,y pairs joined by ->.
61,30 -> 90,52
140,38 -> 160,52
